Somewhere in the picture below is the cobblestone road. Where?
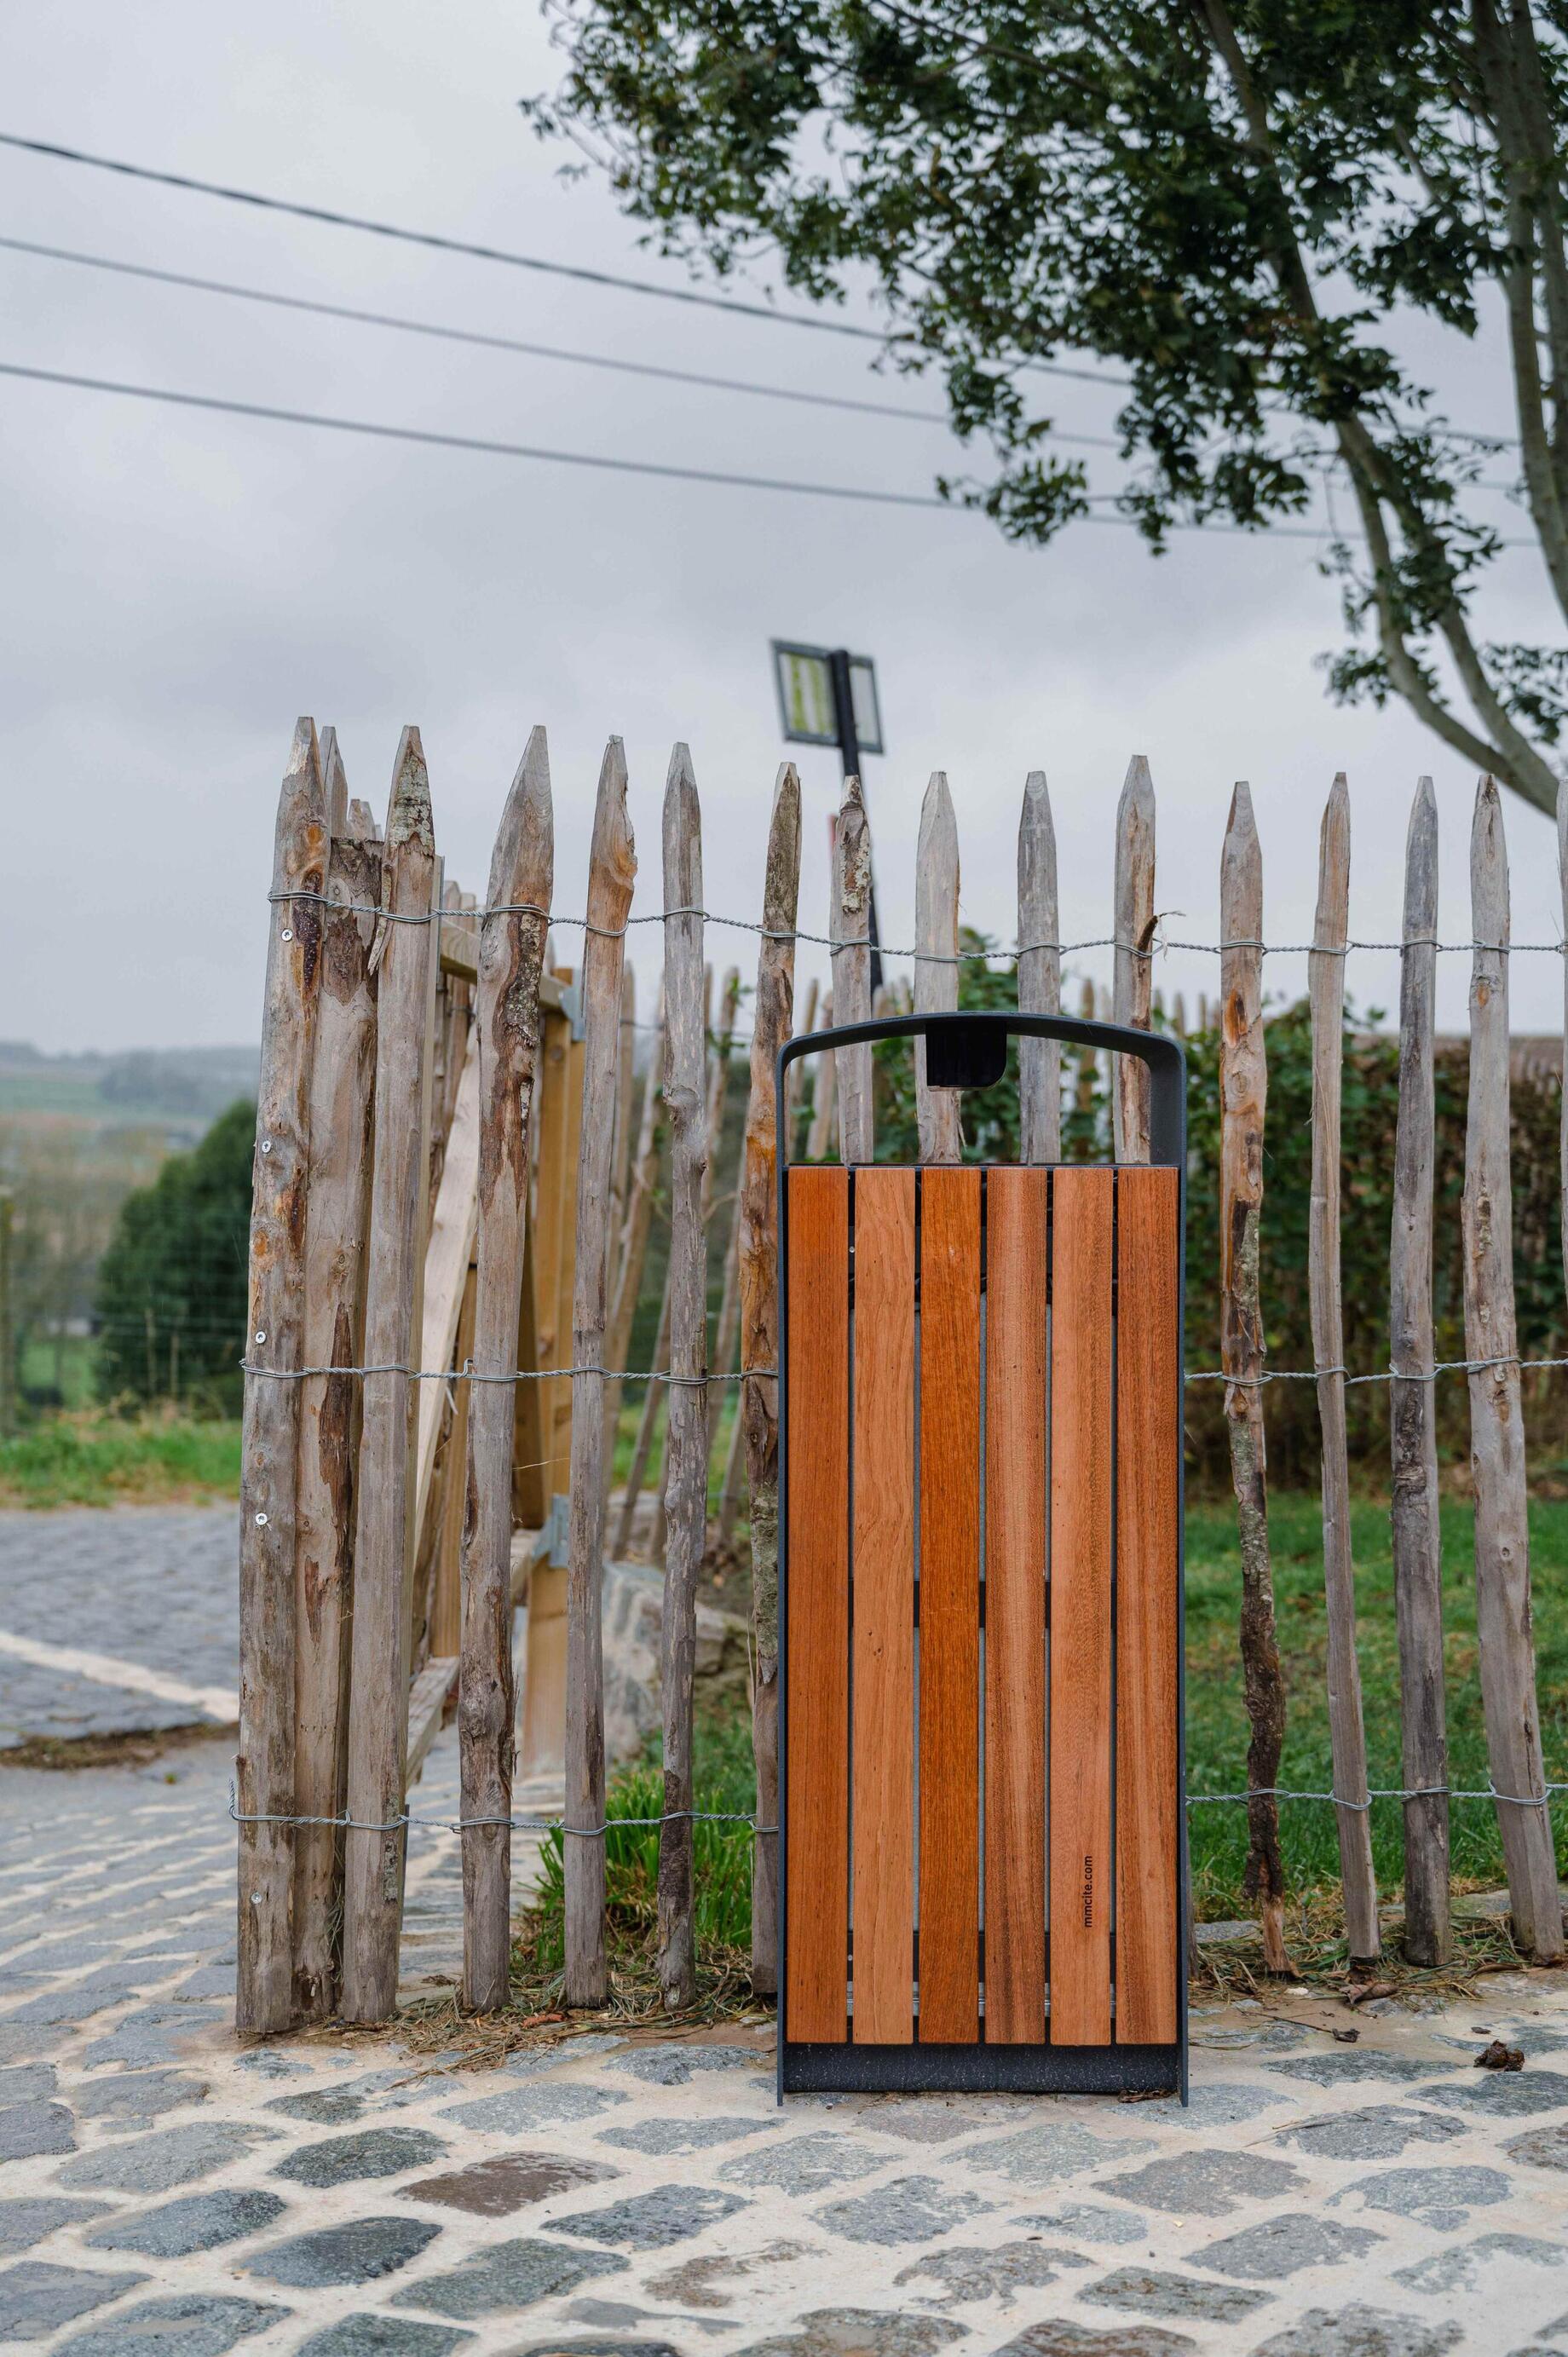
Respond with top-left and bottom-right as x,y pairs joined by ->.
0,1509 -> 238,1748
3,1511 -> 1568,2352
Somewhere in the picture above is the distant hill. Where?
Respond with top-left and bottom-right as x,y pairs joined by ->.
0,1043 -> 258,1138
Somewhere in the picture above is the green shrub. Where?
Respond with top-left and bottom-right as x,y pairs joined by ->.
94,1099 -> 254,1412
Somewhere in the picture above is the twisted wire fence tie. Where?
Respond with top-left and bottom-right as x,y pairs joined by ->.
228,1783 -> 775,1836
268,895 -> 1565,964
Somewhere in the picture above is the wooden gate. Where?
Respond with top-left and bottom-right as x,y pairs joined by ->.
777,1012 -> 1187,2098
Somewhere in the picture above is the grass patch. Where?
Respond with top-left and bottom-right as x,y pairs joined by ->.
1187,1490 -> 1568,1916
0,1409 -> 242,1508
513,1709 -> 757,2011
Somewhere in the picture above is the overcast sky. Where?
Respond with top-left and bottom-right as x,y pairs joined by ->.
3,1 -> 1563,1056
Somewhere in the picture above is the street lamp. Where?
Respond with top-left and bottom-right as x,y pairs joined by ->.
770,640 -> 885,993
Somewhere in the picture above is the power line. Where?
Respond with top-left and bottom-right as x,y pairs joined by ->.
0,232 -> 1111,446
0,357 -> 1539,544
0,127 -> 1115,389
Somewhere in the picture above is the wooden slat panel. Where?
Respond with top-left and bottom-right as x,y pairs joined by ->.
786,1166 -> 850,2041
918,1167 -> 981,2043
1049,1167 -> 1113,2046
1115,1167 -> 1180,2044
851,1168 -> 916,2043
984,1168 -> 1047,2044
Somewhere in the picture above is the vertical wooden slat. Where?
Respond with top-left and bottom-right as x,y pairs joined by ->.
918,1166 -> 981,2043
1115,1166 -> 1179,2044
1391,775 -> 1450,1967
745,765 -> 801,1996
1308,775 -> 1381,1964
805,993 -> 836,1163
784,974 -> 817,1154
341,728 -> 437,2026
603,982 -> 664,1492
1112,756 -> 1155,1165
659,746 -> 709,2009
1464,775 -> 1564,1961
1017,772 -> 1061,1166
412,1042 -> 481,1547
459,729 -> 552,2010
237,717 -> 328,2037
563,741 -> 637,2010
551,1021 -> 586,1503
833,781 -> 873,1165
850,1167 -> 915,2043
431,1260 -> 476,1658
529,998 -> 573,1504
292,736 -> 378,2022
984,1167 -> 1047,2044
607,963 -> 637,1296
1219,781 -> 1288,1977
785,1165 -> 850,2039
915,772 -> 961,1165
1048,1166 -> 1113,2046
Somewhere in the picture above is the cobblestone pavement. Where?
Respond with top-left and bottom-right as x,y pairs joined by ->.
0,1509 -> 239,1747
3,1720 -> 1568,2355
3,1510 -> 1568,2352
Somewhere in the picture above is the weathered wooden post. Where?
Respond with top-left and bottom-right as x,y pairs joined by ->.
1017,771 -> 1061,1164
1219,781 -> 1288,1975
650,965 -> 738,1565
1464,775 -> 1564,1961
460,728 -> 553,2012
1307,775 -> 1380,1964
292,730 -> 380,2021
564,742 -> 638,2009
915,772 -> 961,1165
237,717 -> 328,2037
833,780 -> 873,1164
1391,775 -> 1450,1966
658,746 -> 709,2008
742,764 -> 800,1994
340,729 -> 439,2026
1112,755 -> 1155,1163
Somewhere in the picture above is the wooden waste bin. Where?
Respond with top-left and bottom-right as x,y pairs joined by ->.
776,1011 -> 1187,2100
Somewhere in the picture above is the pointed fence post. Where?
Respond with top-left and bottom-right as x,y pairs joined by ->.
1219,781 -> 1289,1976
742,764 -> 800,1994
339,729 -> 438,2025
1017,771 -> 1061,1164
237,717 -> 328,2037
657,746 -> 708,2008
460,729 -> 553,2012
915,773 -> 961,1164
563,742 -> 638,2009
833,780 -> 873,1165
292,732 -> 380,2021
1308,775 -> 1381,1963
1391,775 -> 1450,1966
1113,756 -> 1156,1164
1464,775 -> 1564,1961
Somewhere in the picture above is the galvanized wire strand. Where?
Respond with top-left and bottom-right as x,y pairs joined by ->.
228,1774 -> 1562,1834
228,1780 -> 774,1836
268,893 -> 1565,965
1187,1783 -> 1568,1810
1185,1352 -> 1568,1388
239,1358 -> 775,1385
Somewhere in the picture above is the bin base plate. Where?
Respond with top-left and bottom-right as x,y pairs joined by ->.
781,2041 -> 1181,2097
